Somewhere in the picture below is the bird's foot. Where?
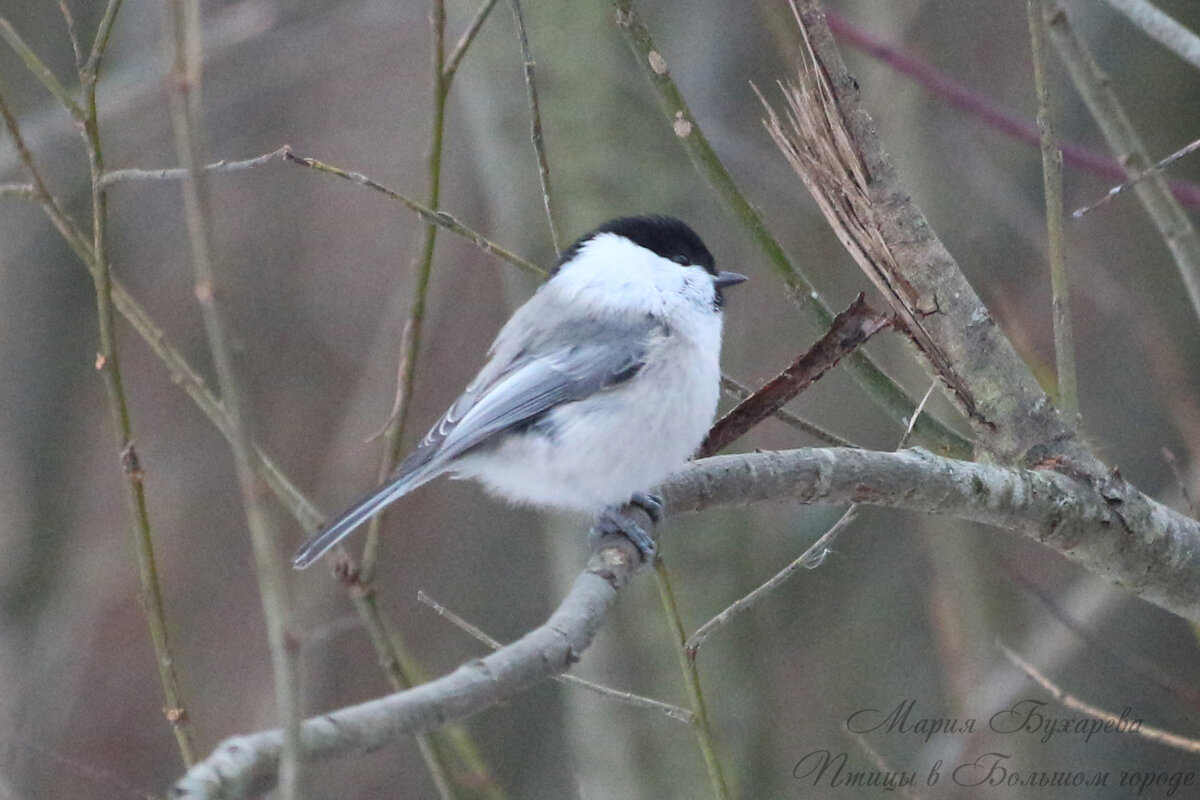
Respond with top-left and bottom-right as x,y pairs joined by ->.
589,493 -> 664,562
630,491 -> 664,524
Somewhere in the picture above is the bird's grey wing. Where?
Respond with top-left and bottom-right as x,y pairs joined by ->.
400,315 -> 664,478
291,315 -> 660,568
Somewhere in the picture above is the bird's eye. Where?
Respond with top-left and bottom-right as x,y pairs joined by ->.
671,254 -> 690,266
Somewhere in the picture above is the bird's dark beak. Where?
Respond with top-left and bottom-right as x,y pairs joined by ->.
713,271 -> 748,289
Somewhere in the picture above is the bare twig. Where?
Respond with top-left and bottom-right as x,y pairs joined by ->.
363,320 -> 415,443
824,11 -> 1200,209
1027,0 -> 1077,418
417,591 -> 693,723
507,0 -> 562,252
83,0 -> 124,79
99,146 -> 291,188
97,143 -> 541,278
2,12 -> 200,766
161,0 -> 301,790
999,643 -> 1200,754
0,15 -> 84,120
898,381 -> 938,448
683,506 -> 858,655
720,375 -> 855,448
0,183 -> 35,199
1075,137 -> 1200,217
284,149 -> 544,276
360,0 -> 451,586
1098,0 -> 1200,71
75,0 -> 200,765
444,0 -> 502,81
700,294 -> 891,457
57,0 -> 83,70
1046,4 -> 1200,328
350,6 -> 463,795
690,363 -> 934,657
652,559 -> 730,799
1006,564 -> 1200,712
846,732 -> 925,800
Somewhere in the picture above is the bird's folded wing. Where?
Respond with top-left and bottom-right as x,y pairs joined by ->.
400,316 -> 664,478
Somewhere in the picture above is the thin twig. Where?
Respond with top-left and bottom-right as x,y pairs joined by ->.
110,276 -> 325,532
1028,0 -> 1077,419
0,15 -> 84,120
611,0 -> 970,459
360,0 -> 451,586
846,732 -> 924,800
83,0 -> 124,79
1075,137 -> 1200,217
57,0 -> 83,71
1005,562 -> 1200,712
99,146 -> 291,188
0,183 -> 36,199
1045,3 -> 1200,328
161,0 -> 302,791
689,360 -> 934,657
2,58 -> 492,790
999,642 -> 1200,754
508,0 -> 562,252
1098,0 -> 1200,71
825,11 -> 1200,209
2,58 -> 202,769
684,507 -> 858,655
898,381 -> 938,449
352,5 -> 461,796
417,591 -> 694,723
444,0 -> 502,81
73,0 -> 200,766
700,294 -> 891,457
284,149 -> 544,277
652,559 -> 730,799
720,375 -> 856,448
363,320 -> 415,443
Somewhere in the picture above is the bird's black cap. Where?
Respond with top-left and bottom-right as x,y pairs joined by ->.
552,215 -> 716,276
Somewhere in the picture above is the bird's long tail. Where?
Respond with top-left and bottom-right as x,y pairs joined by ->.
292,466 -> 440,569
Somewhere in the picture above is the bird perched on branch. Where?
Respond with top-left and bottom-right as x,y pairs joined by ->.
293,215 -> 745,568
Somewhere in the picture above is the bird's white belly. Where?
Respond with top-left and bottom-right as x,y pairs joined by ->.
455,332 -> 721,512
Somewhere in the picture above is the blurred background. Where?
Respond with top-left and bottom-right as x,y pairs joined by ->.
2,0 -> 1200,797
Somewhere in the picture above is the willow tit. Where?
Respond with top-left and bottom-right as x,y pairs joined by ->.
293,215 -> 745,568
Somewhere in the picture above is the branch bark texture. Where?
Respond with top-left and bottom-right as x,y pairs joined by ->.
776,0 -> 1080,465
174,446 -> 1200,798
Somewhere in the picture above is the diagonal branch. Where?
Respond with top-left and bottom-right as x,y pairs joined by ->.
174,443 -> 1200,798
700,293 -> 892,457
767,0 -> 1080,466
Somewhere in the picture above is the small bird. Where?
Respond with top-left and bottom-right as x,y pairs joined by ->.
293,215 -> 745,569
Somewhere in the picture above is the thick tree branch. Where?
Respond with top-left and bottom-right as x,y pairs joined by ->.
774,0 -> 1081,465
173,446 -> 1200,798
668,449 -> 1200,621
172,544 -> 642,799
